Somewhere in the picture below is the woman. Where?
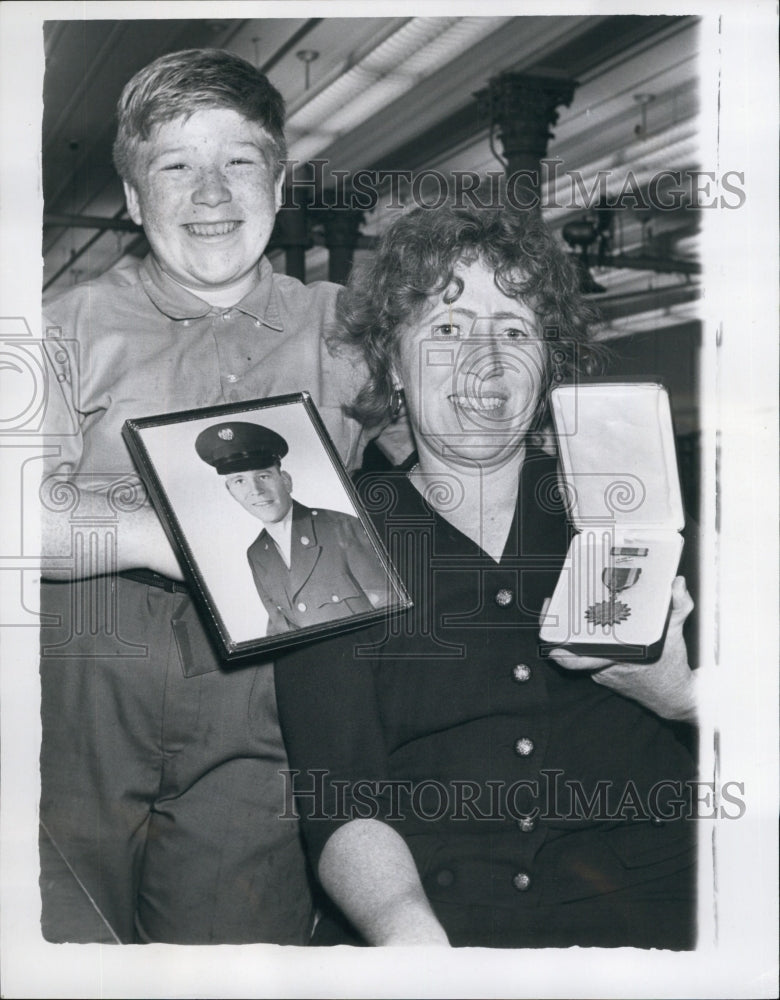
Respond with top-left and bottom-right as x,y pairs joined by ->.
274,205 -> 698,949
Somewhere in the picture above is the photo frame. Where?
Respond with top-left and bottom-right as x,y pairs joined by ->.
123,392 -> 412,660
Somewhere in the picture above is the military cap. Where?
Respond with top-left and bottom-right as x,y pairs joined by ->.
195,422 -> 289,475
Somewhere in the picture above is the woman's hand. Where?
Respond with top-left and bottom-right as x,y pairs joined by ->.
545,576 -> 697,722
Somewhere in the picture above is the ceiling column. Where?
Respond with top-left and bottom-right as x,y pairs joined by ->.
475,73 -> 577,208
322,206 -> 364,285
275,196 -> 309,282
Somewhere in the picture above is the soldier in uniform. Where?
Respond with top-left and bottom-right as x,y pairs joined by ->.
195,422 -> 389,635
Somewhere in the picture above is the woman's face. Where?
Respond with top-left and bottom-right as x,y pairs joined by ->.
396,256 -> 547,471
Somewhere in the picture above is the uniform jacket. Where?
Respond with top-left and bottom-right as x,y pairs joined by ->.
247,500 -> 389,635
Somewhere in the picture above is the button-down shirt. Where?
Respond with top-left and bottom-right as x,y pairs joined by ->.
43,254 -> 408,484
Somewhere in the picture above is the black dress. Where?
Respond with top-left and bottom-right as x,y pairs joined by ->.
274,449 -> 697,949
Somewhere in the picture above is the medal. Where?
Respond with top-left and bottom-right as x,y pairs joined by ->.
585,599 -> 631,627
601,566 -> 642,593
585,566 -> 642,629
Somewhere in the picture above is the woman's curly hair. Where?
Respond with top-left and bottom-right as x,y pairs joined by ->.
337,204 -> 605,428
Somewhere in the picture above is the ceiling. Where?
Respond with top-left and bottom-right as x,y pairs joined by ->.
41,13 -> 703,339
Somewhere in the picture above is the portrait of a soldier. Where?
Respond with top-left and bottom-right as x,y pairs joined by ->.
195,421 -> 388,636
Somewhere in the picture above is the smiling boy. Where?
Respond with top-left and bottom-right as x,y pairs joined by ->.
39,49 -> 407,945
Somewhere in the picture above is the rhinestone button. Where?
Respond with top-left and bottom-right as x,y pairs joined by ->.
512,871 -> 531,892
512,663 -> 531,683
517,816 -> 536,833
494,588 -> 513,607
514,737 -> 534,757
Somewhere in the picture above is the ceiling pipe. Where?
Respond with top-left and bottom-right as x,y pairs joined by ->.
258,19 -> 324,74
592,283 -> 700,321
43,206 -> 137,292
295,229 -> 700,276
597,252 -> 699,276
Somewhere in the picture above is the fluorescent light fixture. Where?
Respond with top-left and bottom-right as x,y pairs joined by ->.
286,16 -> 510,162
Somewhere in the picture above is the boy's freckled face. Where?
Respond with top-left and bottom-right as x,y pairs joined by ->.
124,108 -> 284,294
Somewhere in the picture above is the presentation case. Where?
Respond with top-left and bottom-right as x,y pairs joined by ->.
539,381 -> 685,661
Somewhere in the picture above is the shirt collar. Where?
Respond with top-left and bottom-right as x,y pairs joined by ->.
139,255 -> 284,331
263,504 -> 294,566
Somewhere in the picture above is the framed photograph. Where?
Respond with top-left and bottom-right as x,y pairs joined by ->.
122,392 -> 412,661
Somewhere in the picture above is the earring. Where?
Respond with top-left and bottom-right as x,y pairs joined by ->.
390,386 -> 404,419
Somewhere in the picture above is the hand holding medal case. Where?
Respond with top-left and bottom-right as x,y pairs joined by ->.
539,381 -> 685,660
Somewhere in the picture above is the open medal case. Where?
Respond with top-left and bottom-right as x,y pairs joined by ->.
539,381 -> 685,660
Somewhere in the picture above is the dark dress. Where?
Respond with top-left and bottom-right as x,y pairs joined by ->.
274,449 -> 697,949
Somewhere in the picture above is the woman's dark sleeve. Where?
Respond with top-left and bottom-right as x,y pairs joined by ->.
274,622 -> 392,870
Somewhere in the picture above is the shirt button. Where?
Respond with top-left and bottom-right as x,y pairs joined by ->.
512,663 -> 531,683
226,374 -> 238,383
514,737 -> 534,757
494,588 -> 513,607
182,319 -> 191,327
512,871 -> 532,892
297,602 -> 307,613
517,815 -> 536,833
435,869 -> 455,888
222,310 -> 232,320
56,372 -> 66,382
